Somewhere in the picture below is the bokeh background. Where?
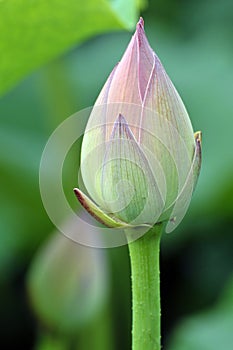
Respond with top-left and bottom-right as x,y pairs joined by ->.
0,0 -> 233,349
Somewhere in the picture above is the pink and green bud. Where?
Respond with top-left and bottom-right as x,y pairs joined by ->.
74,18 -> 202,233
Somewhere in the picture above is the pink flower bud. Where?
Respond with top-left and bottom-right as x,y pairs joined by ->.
75,18 -> 202,232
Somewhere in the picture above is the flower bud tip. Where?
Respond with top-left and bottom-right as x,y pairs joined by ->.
137,17 -> 144,29
112,114 -> 135,141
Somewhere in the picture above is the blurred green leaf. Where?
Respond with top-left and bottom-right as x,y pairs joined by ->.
0,0 -> 141,95
167,276 -> 233,350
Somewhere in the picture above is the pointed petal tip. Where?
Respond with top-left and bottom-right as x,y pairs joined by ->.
194,131 -> 202,160
192,131 -> 202,191
136,17 -> 145,44
116,113 -> 126,124
73,187 -> 80,198
74,188 -> 85,207
112,114 -> 136,141
194,131 -> 202,144
137,17 -> 144,29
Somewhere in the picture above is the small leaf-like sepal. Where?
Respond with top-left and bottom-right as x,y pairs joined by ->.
74,188 -> 139,228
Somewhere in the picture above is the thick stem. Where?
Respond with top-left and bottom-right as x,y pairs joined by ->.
128,224 -> 163,350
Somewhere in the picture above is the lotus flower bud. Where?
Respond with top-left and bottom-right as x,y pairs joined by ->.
27,220 -> 108,334
74,18 -> 201,232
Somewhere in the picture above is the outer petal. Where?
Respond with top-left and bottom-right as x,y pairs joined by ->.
165,131 -> 202,233
100,114 -> 164,225
138,53 -> 196,212
140,53 -> 195,153
80,67 -> 119,207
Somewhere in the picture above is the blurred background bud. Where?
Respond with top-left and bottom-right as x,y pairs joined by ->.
27,219 -> 109,335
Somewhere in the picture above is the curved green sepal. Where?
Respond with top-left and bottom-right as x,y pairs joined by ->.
74,188 -> 136,228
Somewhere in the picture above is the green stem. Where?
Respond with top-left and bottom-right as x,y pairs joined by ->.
127,224 -> 163,350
